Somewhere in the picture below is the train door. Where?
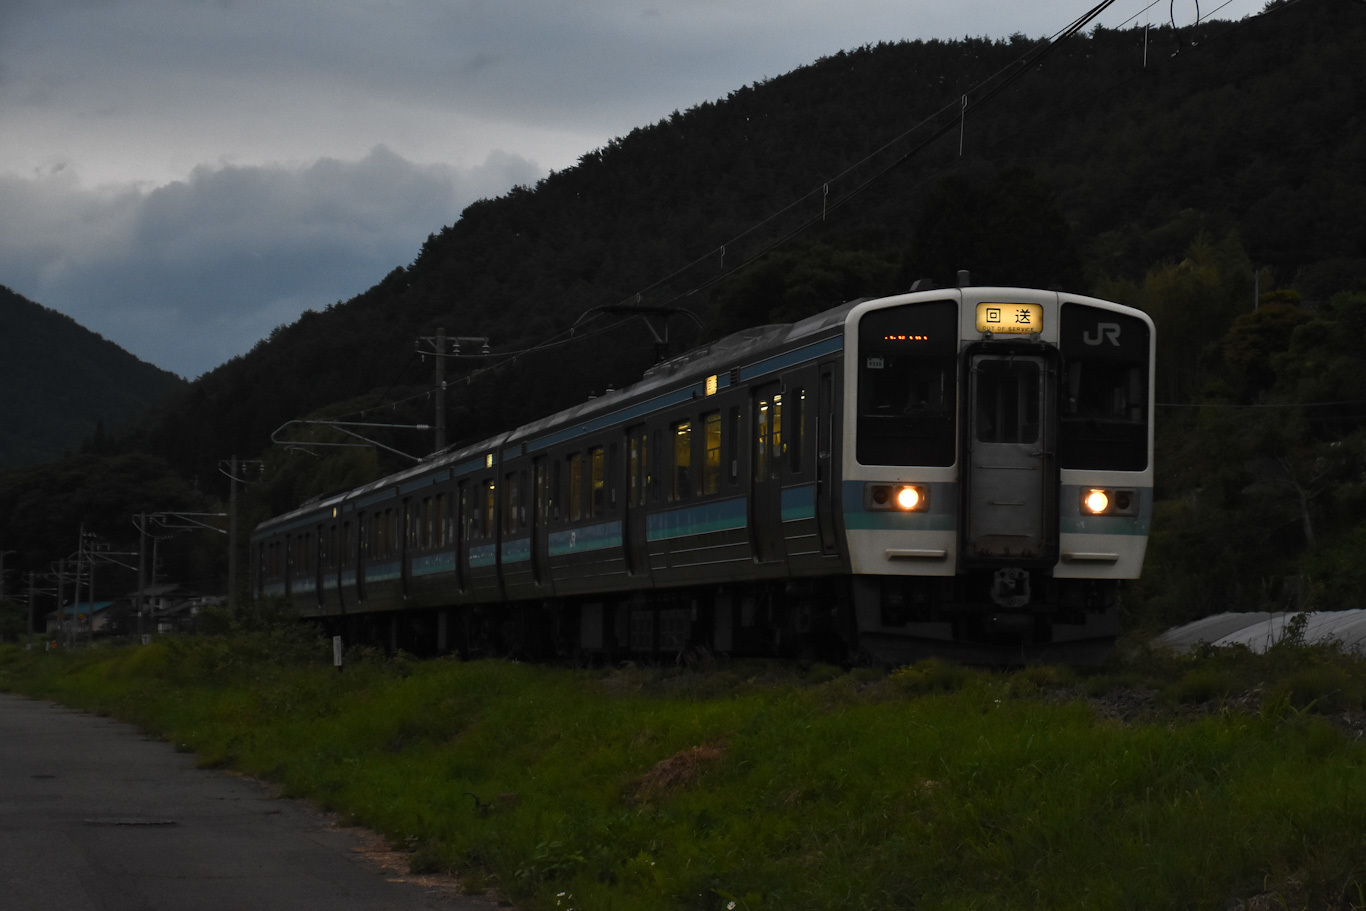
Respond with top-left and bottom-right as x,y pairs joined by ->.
751,383 -> 785,563
355,514 -> 368,603
532,457 -> 548,586
624,426 -> 649,576
401,498 -> 413,599
456,480 -> 469,593
961,351 -> 1059,564
815,364 -> 838,554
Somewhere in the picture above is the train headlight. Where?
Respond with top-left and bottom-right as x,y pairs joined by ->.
1082,489 -> 1110,515
896,485 -> 922,511
865,483 -> 929,512
1080,488 -> 1139,517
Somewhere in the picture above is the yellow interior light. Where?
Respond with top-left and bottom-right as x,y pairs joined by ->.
896,486 -> 922,511
1083,489 -> 1110,514
705,374 -> 718,396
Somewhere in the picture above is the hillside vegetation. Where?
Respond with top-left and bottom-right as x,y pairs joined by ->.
3,627 -> 1365,911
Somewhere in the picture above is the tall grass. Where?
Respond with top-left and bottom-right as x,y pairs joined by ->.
2,635 -> 1364,911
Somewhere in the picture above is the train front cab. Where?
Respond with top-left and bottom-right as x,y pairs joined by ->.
843,288 -> 1153,664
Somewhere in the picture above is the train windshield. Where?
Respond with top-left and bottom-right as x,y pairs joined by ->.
1058,303 -> 1150,471
856,300 -> 959,466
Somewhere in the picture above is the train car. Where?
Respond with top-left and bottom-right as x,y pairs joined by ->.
251,284 -> 1153,664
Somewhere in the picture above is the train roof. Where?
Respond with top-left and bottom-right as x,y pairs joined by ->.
252,299 -> 861,537
252,287 -> 1146,537
502,299 -> 861,447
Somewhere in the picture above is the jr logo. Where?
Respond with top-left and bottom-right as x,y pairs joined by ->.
1083,322 -> 1121,346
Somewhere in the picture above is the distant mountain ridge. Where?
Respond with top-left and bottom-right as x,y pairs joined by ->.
0,286 -> 185,466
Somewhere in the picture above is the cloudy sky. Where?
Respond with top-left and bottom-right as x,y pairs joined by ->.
0,0 -> 1265,378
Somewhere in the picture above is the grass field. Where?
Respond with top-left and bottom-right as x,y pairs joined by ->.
2,627 -> 1364,911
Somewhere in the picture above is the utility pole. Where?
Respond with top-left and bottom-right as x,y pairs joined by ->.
216,461 -> 263,613
26,572 -> 37,636
55,559 -> 65,647
434,327 -> 447,453
414,331 -> 491,455
229,457 -> 238,611
0,550 -> 12,603
69,528 -> 85,649
0,549 -> 13,611
136,512 -> 147,640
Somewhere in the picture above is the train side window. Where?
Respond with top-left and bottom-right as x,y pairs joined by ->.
755,395 -> 783,481
436,493 -> 448,547
755,398 -> 769,481
550,461 -> 561,521
628,431 -> 645,507
728,407 -> 740,484
771,394 -> 783,479
607,443 -> 619,511
567,453 -> 584,521
458,482 -> 471,541
672,420 -> 692,500
589,447 -> 605,516
342,521 -> 352,566
483,480 -> 496,538
702,411 -> 721,495
649,430 -> 663,503
535,461 -> 549,524
503,471 -> 521,534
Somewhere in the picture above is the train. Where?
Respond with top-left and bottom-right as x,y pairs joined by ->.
251,284 -> 1154,664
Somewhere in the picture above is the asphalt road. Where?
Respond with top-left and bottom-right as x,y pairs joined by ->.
0,693 -> 496,911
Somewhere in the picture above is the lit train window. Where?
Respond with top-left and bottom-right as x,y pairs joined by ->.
503,471 -> 521,534
589,447 -> 605,516
703,412 -> 721,494
857,301 -> 959,466
672,421 -> 693,500
754,394 -> 782,480
483,481 -> 495,538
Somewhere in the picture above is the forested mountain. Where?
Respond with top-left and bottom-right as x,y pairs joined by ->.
5,0 -> 1366,626
0,286 -> 184,467
123,0 -> 1364,490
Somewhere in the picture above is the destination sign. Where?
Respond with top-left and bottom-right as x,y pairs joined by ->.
976,302 -> 1044,335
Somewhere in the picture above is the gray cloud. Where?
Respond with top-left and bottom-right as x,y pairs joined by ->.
0,146 -> 541,377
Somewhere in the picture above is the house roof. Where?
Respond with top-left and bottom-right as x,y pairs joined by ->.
50,601 -> 116,619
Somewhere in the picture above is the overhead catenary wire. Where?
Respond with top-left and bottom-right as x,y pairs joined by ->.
626,0 -> 1127,312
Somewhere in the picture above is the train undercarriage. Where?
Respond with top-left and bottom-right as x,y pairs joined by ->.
314,572 -> 1120,667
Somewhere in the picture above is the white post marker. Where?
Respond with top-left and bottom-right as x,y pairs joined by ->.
333,635 -> 344,672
